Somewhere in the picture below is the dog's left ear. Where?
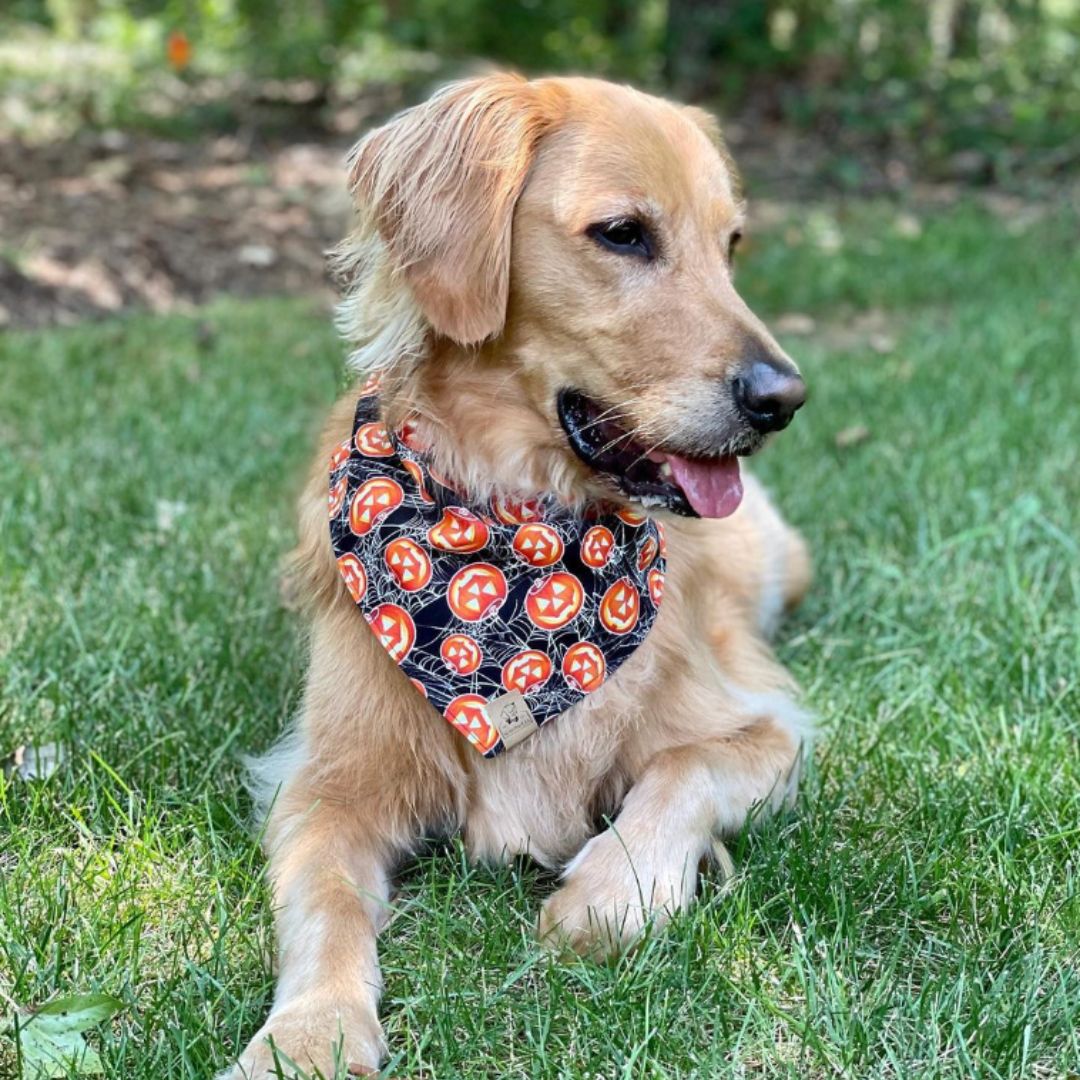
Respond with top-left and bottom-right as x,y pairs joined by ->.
348,74 -> 562,346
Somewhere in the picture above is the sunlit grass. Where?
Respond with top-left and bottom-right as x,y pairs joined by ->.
1,200 -> 1078,1078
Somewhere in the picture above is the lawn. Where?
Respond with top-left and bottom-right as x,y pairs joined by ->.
1,197 -> 1078,1079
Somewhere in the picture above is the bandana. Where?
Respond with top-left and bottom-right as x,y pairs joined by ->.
329,387 -> 666,757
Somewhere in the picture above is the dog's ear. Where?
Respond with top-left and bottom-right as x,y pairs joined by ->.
682,104 -> 742,199
348,74 -> 561,346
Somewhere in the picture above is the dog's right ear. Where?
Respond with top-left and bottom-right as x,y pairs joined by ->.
348,74 -> 562,347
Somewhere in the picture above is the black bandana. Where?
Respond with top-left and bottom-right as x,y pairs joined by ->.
329,385 -> 666,757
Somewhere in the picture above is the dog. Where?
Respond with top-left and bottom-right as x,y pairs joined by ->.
222,73 -> 811,1079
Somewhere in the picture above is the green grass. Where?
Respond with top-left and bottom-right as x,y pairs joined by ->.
2,199 -> 1079,1079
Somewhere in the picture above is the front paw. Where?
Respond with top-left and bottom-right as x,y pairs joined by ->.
536,830 -> 703,959
218,1001 -> 384,1080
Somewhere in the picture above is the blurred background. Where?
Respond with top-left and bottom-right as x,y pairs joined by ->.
2,0 -> 1078,327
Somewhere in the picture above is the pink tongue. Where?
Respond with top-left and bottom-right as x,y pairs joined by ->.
664,454 -> 743,518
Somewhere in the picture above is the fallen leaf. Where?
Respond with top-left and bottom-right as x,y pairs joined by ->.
775,312 -> 816,336
237,244 -> 277,268
4,742 -> 66,782
155,499 -> 188,532
834,424 -> 870,449
894,213 -> 923,238
13,992 -> 122,1078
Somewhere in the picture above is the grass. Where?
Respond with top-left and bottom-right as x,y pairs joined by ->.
1,197 -> 1079,1079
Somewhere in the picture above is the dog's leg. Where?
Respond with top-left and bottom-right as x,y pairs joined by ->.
537,711 -> 802,959
222,608 -> 457,1079
222,790 -> 395,1079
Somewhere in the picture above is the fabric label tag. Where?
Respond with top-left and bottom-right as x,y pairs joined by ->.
483,691 -> 539,750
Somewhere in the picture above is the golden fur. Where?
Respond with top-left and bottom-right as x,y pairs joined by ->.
222,73 -> 812,1079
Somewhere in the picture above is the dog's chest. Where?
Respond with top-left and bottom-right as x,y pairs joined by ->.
461,641 -> 655,867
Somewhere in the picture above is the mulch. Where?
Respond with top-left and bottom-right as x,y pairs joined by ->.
1,129 -> 353,329
1,112 -> 1065,331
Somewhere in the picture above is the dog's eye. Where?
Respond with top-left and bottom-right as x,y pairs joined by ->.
587,218 -> 653,259
728,229 -> 743,262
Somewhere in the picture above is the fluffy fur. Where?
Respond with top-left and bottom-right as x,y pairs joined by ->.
221,73 -> 812,1079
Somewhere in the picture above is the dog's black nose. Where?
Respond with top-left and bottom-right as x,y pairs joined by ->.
734,361 -> 806,433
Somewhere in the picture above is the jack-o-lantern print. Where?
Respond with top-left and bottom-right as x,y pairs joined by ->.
512,523 -> 563,567
501,649 -> 554,694
403,458 -> 434,503
647,568 -> 664,606
444,694 -> 498,753
441,634 -> 482,675
447,563 -> 508,621
355,422 -> 394,458
581,525 -> 615,569
491,496 -> 542,525
329,474 -> 348,518
328,438 -> 351,473
384,537 -> 432,592
428,507 -> 489,553
365,603 -> 415,663
525,571 -> 584,631
349,476 -> 403,536
336,553 -> 367,603
562,641 -> 606,693
599,577 -> 640,635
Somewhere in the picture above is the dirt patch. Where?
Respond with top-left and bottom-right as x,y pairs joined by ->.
1,130 -> 353,328
2,114 -> 1068,331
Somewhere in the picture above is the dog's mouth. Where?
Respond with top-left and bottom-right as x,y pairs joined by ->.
557,389 -> 756,519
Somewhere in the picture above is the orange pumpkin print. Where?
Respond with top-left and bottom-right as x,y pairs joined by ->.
647,567 -> 665,606
512,523 -> 564,567
428,506 -> 489,553
403,458 -> 435,503
365,603 -> 415,663
336,553 -> 367,603
525,571 -> 584,631
637,535 -> 658,571
349,476 -> 403,536
599,577 -> 640,635
491,496 -> 542,525
384,537 -> 432,592
444,694 -> 499,753
581,525 -> 615,569
328,438 -> 351,473
501,650 -> 554,694
441,634 -> 482,675
447,563 -> 508,621
355,421 -> 394,458
329,475 -> 348,518
562,641 -> 606,693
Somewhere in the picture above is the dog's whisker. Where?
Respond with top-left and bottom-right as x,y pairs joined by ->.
592,426 -> 650,461
574,407 -> 636,436
624,435 -> 669,473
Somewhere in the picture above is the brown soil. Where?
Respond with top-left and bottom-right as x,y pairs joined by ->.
1,129 -> 353,329
1,115 -> 1063,331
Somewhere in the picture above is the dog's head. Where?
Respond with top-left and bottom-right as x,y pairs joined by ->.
340,74 -> 804,519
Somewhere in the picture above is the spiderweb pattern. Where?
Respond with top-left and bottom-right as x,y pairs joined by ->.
329,388 -> 666,757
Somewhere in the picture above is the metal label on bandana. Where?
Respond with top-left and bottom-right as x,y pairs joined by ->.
329,387 -> 667,757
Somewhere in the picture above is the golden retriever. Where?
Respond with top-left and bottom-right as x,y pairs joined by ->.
221,72 -> 811,1079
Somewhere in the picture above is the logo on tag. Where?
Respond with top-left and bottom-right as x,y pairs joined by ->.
482,690 -> 539,750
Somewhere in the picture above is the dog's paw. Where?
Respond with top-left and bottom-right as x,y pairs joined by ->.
218,1001 -> 384,1080
536,829 -> 703,959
